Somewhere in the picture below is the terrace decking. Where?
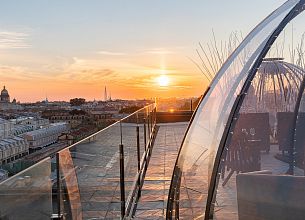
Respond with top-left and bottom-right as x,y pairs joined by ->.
132,123 -> 304,220
134,122 -> 188,219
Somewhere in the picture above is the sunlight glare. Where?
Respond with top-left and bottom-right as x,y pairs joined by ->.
157,75 -> 169,87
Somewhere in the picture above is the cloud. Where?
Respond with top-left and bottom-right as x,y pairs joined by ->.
55,68 -> 119,84
0,65 -> 31,79
171,85 -> 192,89
0,30 -> 30,49
50,57 -> 120,84
122,72 -> 193,91
79,68 -> 118,81
144,48 -> 174,55
97,50 -> 126,56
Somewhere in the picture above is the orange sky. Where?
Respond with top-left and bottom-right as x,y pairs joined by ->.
0,0 -> 284,102
0,49 -> 208,102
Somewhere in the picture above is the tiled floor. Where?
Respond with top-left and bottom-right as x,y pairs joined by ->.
134,122 -> 188,219
69,123 -> 148,219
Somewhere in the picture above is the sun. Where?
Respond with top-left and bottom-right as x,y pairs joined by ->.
157,75 -> 169,87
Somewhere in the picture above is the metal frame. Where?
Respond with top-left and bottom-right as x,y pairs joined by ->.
51,104 -> 157,220
166,2 -> 304,217
205,1 -> 305,219
119,120 -> 126,218
288,116 -> 297,173
286,75 -> 305,174
166,87 -> 210,219
166,1 -> 305,219
124,106 -> 158,218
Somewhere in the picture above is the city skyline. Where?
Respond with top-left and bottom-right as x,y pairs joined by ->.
1,1 -> 305,219
0,0 -> 285,102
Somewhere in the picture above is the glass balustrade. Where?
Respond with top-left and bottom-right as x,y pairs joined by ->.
0,103 -> 156,219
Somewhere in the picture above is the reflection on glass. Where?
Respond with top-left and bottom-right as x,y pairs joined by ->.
0,158 -> 52,220
59,148 -> 82,220
0,104 -> 156,219
54,104 -> 156,219
167,0 -> 303,219
59,123 -> 122,219
212,8 -> 305,220
121,113 -> 139,205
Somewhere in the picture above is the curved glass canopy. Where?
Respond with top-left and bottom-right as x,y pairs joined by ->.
167,0 -> 305,219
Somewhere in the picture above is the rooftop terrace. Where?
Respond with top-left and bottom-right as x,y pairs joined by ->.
134,122 -> 187,219
0,104 -> 192,220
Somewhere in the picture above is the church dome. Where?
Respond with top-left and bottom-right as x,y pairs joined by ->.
1,86 -> 9,97
0,86 -> 10,103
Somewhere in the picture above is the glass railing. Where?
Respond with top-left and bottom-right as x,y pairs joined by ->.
0,157 -> 52,219
0,103 -> 157,220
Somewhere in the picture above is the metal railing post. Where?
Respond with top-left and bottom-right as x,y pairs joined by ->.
153,108 -> 156,127
143,118 -> 147,151
56,153 -> 62,219
119,122 -> 125,218
153,107 -> 155,128
155,108 -> 157,125
147,114 -> 151,140
136,123 -> 141,198
150,111 -> 153,134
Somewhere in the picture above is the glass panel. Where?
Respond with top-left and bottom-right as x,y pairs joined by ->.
0,103 -> 155,220
212,6 -> 305,220
295,87 -> 305,172
121,113 -> 139,205
59,148 -> 82,219
58,122 -> 121,219
146,107 -> 151,142
121,105 -> 156,207
138,109 -> 147,159
0,158 -> 52,219
168,0 -> 301,219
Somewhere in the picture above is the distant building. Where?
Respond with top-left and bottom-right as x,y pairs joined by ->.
87,110 -> 113,127
4,117 -> 50,136
11,117 -> 49,130
0,86 -> 22,111
60,124 -> 97,143
0,136 -> 29,164
23,122 -> 69,150
42,109 -> 90,128
0,169 -> 8,181
0,119 -> 30,164
13,124 -> 33,136
0,86 -> 9,102
0,119 -> 14,139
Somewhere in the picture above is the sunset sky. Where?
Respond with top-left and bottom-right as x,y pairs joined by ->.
0,0 -> 286,102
